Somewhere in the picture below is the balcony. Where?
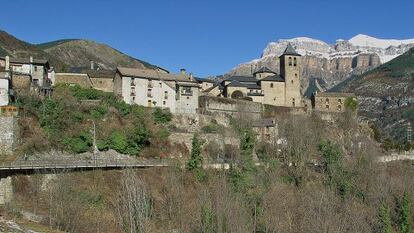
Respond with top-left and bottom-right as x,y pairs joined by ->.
147,93 -> 153,98
131,92 -> 136,96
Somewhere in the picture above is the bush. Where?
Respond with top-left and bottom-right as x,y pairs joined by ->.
63,131 -> 93,153
201,124 -> 219,133
153,108 -> 172,124
345,97 -> 358,111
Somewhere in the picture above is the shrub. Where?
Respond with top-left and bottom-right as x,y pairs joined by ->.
63,131 -> 93,153
153,108 -> 172,124
201,124 -> 219,133
345,97 -> 358,111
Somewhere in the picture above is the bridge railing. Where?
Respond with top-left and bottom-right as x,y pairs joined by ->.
0,158 -> 171,170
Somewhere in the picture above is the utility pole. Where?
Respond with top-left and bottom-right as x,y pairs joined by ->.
88,119 -> 98,167
408,122 -> 412,144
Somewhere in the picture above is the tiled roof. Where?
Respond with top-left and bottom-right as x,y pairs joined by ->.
86,70 -> 114,79
260,75 -> 285,82
0,56 -> 49,67
253,67 -> 276,75
225,76 -> 257,83
117,67 -> 196,83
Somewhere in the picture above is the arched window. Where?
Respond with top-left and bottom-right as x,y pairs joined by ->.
288,57 -> 292,66
270,83 -> 274,88
291,80 -> 294,84
293,57 -> 297,66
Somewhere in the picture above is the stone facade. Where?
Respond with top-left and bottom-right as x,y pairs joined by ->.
0,56 -> 50,88
280,52 -> 302,107
0,74 -> 9,106
88,70 -> 114,92
0,177 -> 13,204
198,96 -> 262,119
0,114 -> 17,155
311,92 -> 356,112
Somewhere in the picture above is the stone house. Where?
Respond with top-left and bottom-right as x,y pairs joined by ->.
0,56 -> 50,88
114,67 -> 200,113
252,118 -> 278,143
54,73 -> 93,88
204,43 -> 303,108
311,92 -> 356,112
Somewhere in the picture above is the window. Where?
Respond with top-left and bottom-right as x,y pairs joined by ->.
291,80 -> 294,84
148,80 -> 153,88
131,78 -> 136,86
292,98 -> 296,107
163,101 -> 166,105
270,83 -> 274,88
288,57 -> 292,66
338,99 -> 342,104
186,96 -> 190,99
295,73 -> 298,78
132,96 -> 135,101
164,91 -> 168,99
34,66 -> 38,71
293,57 -> 297,66
147,89 -> 152,98
338,105 -> 342,110
326,105 -> 330,109
325,98 -> 329,104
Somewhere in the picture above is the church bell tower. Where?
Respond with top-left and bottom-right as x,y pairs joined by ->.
279,43 -> 302,107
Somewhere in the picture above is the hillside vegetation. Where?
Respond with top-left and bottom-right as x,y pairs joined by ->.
15,85 -> 173,157
333,47 -> 414,144
7,107 -> 414,233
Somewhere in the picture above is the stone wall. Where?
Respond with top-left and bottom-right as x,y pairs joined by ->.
198,96 -> 262,119
0,116 -> 17,155
0,177 -> 12,204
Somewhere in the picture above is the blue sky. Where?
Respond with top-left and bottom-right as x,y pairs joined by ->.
1,0 -> 413,77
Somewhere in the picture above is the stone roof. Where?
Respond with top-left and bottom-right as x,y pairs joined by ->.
260,75 -> 285,82
0,56 -> 50,67
225,76 -> 257,83
194,77 -> 216,83
281,43 -> 301,56
253,67 -> 276,75
117,67 -> 196,83
226,80 -> 245,88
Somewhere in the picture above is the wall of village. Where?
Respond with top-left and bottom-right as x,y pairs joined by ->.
0,116 -> 17,155
0,177 -> 12,205
54,73 -> 92,88
198,96 -> 262,119
90,78 -> 113,92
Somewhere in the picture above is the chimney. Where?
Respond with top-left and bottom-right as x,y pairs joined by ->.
90,61 -> 95,70
5,55 -> 9,71
180,68 -> 186,75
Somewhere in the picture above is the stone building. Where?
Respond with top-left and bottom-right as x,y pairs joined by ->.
311,92 -> 356,113
114,67 -> 200,113
0,56 -> 50,88
204,43 -> 303,107
54,73 -> 93,88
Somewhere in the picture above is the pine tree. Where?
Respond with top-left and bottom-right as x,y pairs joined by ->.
187,134 -> 202,171
378,201 -> 392,233
398,192 -> 412,233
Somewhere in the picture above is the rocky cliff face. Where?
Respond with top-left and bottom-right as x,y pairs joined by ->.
334,47 -> 414,142
228,35 -> 414,95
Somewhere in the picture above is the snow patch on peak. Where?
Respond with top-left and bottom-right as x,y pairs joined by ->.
349,34 -> 414,49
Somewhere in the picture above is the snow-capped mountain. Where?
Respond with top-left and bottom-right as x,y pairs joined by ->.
228,34 -> 414,94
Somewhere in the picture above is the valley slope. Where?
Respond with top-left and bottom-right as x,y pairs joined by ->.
333,47 -> 414,142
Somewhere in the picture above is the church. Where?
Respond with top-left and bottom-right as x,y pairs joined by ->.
203,43 -> 303,107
